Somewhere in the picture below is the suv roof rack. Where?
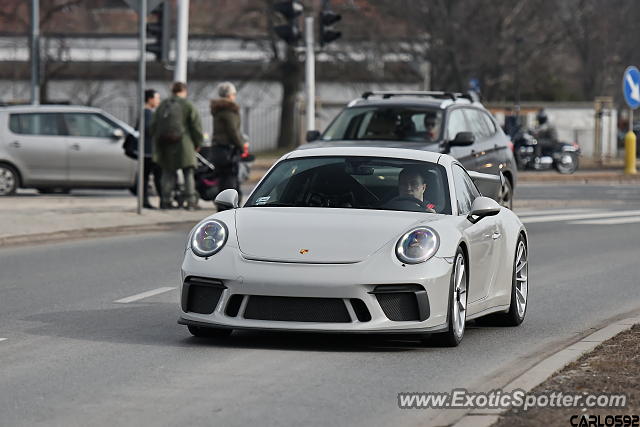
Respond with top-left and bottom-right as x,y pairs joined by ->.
361,91 -> 476,102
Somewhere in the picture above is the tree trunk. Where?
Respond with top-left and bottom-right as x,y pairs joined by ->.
277,46 -> 302,149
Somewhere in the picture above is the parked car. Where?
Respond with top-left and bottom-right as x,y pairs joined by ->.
179,145 -> 528,346
307,91 -> 518,208
0,105 -> 137,195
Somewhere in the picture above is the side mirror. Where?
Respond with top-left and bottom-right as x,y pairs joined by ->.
111,128 -> 125,140
467,196 -> 501,223
450,131 -> 475,146
215,189 -> 239,210
306,130 -> 321,142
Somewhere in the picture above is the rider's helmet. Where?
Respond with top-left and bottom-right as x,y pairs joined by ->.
536,109 -> 548,125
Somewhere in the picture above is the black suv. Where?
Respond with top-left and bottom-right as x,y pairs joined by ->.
307,91 -> 517,208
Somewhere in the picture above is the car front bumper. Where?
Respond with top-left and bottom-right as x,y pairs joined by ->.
179,246 -> 453,334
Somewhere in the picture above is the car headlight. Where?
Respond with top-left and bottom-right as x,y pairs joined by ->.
190,220 -> 228,257
396,227 -> 439,264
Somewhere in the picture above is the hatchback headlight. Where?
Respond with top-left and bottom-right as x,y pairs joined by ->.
190,220 -> 228,257
396,227 -> 439,264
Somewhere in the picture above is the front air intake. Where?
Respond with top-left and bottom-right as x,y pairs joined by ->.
182,277 -> 226,315
244,295 -> 351,323
371,284 -> 430,321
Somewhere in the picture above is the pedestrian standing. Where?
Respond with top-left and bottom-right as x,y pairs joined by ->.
140,89 -> 162,209
210,82 -> 245,201
151,82 -> 203,210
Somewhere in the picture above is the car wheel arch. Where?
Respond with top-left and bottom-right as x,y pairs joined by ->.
0,160 -> 22,187
458,240 -> 470,293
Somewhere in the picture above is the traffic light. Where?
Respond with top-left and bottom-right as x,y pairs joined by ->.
272,0 -> 304,45
146,2 -> 170,62
319,2 -> 341,47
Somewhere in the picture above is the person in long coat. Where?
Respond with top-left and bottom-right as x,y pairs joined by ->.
151,81 -> 203,210
210,81 -> 245,198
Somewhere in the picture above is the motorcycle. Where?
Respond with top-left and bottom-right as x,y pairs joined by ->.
513,129 -> 581,174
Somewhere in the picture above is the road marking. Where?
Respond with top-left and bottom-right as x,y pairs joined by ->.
521,209 -> 640,224
569,216 -> 640,225
114,287 -> 176,304
0,338 -> 7,343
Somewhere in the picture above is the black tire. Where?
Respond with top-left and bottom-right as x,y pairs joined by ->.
428,248 -> 468,347
554,152 -> 579,174
493,235 -> 528,326
499,177 -> 513,210
0,163 -> 19,196
187,325 -> 233,338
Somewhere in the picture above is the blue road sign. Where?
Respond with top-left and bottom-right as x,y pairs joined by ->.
623,66 -> 640,109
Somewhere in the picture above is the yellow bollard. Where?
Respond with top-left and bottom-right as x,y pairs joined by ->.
624,131 -> 637,175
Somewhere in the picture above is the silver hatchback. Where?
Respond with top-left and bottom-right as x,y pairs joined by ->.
0,105 -> 137,195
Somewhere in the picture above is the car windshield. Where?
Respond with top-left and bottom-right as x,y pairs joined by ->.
245,156 -> 451,214
321,106 -> 444,143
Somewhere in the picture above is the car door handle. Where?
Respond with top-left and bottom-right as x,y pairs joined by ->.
491,231 -> 501,240
9,141 -> 20,148
70,143 -> 80,151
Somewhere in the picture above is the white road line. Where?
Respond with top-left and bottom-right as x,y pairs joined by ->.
0,338 -> 7,343
516,208 -> 602,217
569,216 -> 640,225
114,287 -> 176,304
521,210 -> 640,224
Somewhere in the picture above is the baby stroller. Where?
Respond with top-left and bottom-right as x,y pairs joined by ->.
174,143 -> 254,207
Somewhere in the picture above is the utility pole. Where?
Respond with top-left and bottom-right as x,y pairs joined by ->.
30,0 -> 40,105
305,16 -> 315,132
514,37 -> 523,119
174,0 -> 189,82
137,0 -> 147,215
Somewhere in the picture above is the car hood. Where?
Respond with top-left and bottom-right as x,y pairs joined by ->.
235,207 -> 435,263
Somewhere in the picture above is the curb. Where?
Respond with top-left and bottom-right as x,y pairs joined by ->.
0,220 -> 198,248
446,314 -> 640,427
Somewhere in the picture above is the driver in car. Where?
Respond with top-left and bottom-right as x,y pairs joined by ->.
424,112 -> 440,142
383,166 -> 437,213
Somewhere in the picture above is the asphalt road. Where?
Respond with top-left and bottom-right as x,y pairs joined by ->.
1,182 -> 640,427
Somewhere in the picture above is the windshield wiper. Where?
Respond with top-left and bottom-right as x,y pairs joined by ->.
251,202 -> 294,207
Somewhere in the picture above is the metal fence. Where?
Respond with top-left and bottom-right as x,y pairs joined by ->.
102,102 -> 282,153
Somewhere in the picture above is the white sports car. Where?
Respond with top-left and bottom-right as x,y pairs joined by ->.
179,146 -> 528,346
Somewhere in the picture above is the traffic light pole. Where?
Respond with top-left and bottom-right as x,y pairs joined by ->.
305,16 -> 315,132
30,0 -> 40,105
137,0 -> 147,215
174,0 -> 189,82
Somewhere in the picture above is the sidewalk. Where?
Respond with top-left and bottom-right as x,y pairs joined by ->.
0,193 -> 216,247
492,323 -> 639,427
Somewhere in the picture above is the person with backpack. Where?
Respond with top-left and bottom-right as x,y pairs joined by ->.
151,82 -> 204,210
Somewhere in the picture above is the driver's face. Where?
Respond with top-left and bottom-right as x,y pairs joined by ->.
399,174 -> 426,200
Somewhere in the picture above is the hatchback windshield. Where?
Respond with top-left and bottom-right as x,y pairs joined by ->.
322,107 -> 444,142
245,156 -> 451,214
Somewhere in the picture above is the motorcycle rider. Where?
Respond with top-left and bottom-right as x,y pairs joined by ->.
532,109 -> 558,160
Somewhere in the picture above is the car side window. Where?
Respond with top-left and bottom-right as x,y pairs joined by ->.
464,109 -> 491,139
9,113 -> 63,136
61,113 -> 115,138
452,164 -> 474,214
480,111 -> 497,136
460,167 -> 481,200
446,109 -> 467,140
